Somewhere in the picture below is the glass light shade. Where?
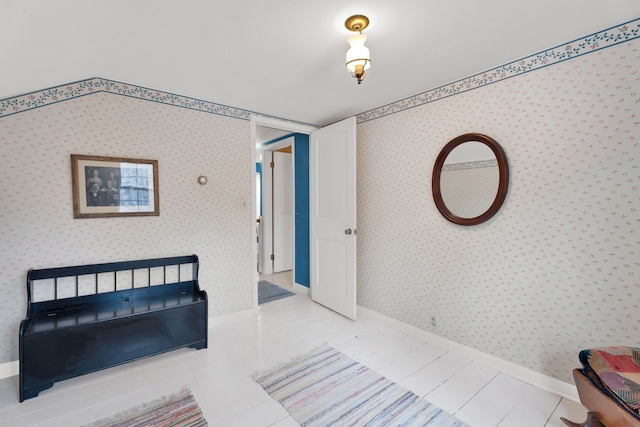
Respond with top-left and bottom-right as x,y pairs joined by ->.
346,33 -> 371,73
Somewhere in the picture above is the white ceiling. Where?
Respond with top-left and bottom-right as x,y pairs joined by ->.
2,1 -> 639,126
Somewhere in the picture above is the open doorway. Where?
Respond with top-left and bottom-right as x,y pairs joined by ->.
251,116 -> 358,318
250,116 -> 316,311
259,138 -> 294,276
260,138 -> 294,291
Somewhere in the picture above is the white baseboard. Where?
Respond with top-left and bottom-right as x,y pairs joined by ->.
293,282 -> 310,295
357,305 -> 580,403
0,360 -> 18,380
2,305 -> 577,404
208,309 -> 254,326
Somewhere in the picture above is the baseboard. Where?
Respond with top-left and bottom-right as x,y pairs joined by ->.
357,305 -> 580,403
0,360 -> 18,380
208,309 -> 254,326
293,282 -> 310,295
3,305 -> 576,402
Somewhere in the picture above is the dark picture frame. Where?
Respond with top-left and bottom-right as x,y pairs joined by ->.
71,154 -> 159,218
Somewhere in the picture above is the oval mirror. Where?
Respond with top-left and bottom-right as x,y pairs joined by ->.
432,133 -> 509,226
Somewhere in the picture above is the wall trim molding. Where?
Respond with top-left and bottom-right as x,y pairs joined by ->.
0,78 -> 252,120
293,282 -> 310,295
357,305 -> 580,403
356,17 -> 640,124
0,77 -> 310,128
1,19 -> 637,126
0,306 -> 580,402
208,309 -> 254,327
0,360 -> 18,380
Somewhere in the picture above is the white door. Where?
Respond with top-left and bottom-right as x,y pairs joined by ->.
310,116 -> 357,319
273,150 -> 293,272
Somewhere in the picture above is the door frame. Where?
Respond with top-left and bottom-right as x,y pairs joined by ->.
250,115 -> 316,313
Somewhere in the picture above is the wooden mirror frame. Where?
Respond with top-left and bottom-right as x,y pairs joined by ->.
432,133 -> 509,226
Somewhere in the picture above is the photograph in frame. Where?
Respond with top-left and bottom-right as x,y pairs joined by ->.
71,154 -> 159,218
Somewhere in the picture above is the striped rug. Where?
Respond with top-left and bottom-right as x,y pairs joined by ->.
258,280 -> 296,304
253,345 -> 469,427
84,388 -> 207,427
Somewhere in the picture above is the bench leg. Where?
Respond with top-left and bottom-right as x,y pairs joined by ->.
560,412 -> 605,427
189,341 -> 207,350
20,382 -> 54,402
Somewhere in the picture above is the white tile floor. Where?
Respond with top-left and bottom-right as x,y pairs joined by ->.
0,273 -> 588,426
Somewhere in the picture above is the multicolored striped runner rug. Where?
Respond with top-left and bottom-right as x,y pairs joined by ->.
84,388 -> 207,427
253,345 -> 469,426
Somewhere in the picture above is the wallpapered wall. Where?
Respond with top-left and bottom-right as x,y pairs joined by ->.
356,41 -> 640,382
1,21 -> 638,382
0,93 -> 253,362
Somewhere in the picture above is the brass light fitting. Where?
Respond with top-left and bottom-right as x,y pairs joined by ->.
345,15 -> 371,84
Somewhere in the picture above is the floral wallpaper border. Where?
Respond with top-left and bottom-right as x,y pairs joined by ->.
1,17 -> 638,123
442,159 -> 499,171
356,17 -> 640,123
0,78 -> 275,122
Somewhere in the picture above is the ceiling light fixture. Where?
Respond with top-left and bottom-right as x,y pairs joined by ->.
345,15 -> 371,84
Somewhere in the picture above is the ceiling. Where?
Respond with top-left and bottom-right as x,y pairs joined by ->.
2,1 -> 639,127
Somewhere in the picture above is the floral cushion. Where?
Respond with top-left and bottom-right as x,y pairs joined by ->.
579,346 -> 640,415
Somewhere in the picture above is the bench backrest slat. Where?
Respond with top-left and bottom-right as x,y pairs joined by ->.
30,280 -> 198,316
26,255 -> 200,314
28,255 -> 197,280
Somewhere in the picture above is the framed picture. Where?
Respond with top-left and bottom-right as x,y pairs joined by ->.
71,154 -> 159,218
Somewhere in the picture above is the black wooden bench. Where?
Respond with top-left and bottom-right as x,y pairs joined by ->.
18,254 -> 208,402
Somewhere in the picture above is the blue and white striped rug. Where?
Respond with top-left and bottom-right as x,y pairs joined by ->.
258,280 -> 296,305
252,345 -> 469,426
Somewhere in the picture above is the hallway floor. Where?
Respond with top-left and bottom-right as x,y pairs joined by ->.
259,270 -> 293,290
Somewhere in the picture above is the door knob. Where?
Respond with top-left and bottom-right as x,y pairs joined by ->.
345,229 -> 352,235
